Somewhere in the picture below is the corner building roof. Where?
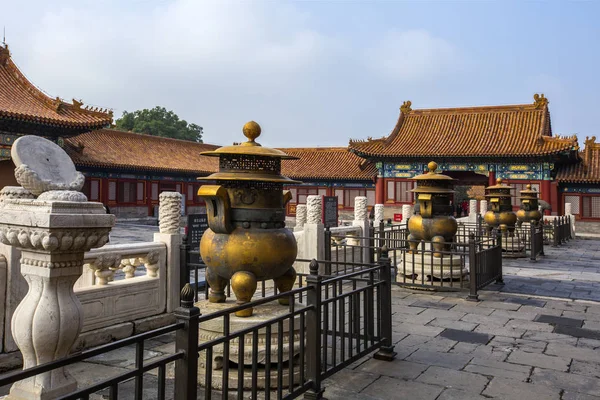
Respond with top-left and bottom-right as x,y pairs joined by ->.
0,44 -> 112,134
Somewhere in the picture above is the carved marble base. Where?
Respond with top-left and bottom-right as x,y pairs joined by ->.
196,300 -> 303,390
399,254 -> 466,281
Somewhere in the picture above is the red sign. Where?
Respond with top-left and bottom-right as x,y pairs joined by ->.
393,213 -> 403,222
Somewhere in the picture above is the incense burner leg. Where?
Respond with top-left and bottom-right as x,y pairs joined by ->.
432,235 -> 445,258
408,234 -> 418,254
231,271 -> 257,317
274,267 -> 297,306
206,267 -> 227,303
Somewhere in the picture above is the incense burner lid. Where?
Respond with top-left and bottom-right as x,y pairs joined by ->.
198,121 -> 301,184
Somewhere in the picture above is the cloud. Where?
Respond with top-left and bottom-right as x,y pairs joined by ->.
5,2 -> 469,147
365,29 -> 466,82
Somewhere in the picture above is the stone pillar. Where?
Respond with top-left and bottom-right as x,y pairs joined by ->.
0,198 -> 113,400
154,192 -> 183,313
480,200 -> 488,216
565,202 -> 575,237
469,199 -> 478,222
402,204 -> 412,224
306,195 -> 322,224
158,192 -> 182,234
297,195 -> 325,274
0,135 -> 114,400
353,196 -> 368,221
374,204 -> 385,223
352,196 -> 370,261
294,204 -> 307,232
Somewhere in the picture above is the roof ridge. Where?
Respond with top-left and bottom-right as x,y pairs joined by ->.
279,146 -> 351,152
409,104 -> 539,114
103,128 -> 220,148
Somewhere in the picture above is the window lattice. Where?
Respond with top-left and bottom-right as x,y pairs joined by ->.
565,195 -> 580,214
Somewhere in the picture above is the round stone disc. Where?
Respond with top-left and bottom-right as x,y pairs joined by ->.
11,135 -> 78,187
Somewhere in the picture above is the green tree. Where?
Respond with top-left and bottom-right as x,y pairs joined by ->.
114,106 -> 203,143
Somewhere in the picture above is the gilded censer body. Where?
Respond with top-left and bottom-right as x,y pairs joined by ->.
483,178 -> 517,233
516,184 -> 542,227
197,122 -> 300,317
407,161 -> 457,257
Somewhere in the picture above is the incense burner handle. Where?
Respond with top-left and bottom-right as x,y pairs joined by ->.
198,185 -> 233,234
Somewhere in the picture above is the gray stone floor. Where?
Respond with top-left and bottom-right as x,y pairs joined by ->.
3,235 -> 600,399
110,222 -> 161,243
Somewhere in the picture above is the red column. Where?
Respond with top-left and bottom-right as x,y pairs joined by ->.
541,179 -> 551,215
550,181 -> 559,215
488,171 -> 496,187
375,176 -> 385,204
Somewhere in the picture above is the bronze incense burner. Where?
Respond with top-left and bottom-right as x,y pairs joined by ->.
198,122 -> 300,317
407,161 -> 457,257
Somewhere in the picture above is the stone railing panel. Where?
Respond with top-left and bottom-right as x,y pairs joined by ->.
75,242 -> 167,332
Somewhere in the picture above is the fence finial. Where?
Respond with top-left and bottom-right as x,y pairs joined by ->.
180,283 -> 195,308
380,245 -> 389,257
309,259 -> 319,275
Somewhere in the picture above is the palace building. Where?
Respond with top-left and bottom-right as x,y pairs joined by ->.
349,97 -> 581,219
1,42 -> 599,228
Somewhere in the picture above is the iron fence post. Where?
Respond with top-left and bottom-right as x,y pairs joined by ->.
495,230 -> 504,284
530,221 -> 537,262
304,259 -> 325,399
369,221 -> 375,264
374,246 -> 397,361
539,221 -> 545,256
179,235 -> 190,293
553,218 -> 559,247
466,233 -> 479,301
378,220 -> 385,259
324,226 -> 331,267
174,284 -> 199,400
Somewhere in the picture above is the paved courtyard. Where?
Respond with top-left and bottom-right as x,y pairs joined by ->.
3,230 -> 599,399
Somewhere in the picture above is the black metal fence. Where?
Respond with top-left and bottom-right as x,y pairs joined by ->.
325,220 -> 506,298
0,251 -> 395,400
467,232 -> 503,301
553,216 -> 572,246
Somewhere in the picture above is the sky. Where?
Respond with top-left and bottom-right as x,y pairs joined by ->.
2,0 -> 599,148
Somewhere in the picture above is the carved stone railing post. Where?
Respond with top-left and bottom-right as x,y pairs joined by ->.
469,199 -> 478,221
154,191 -> 183,313
294,204 -> 307,232
0,136 -> 114,400
374,204 -> 384,223
480,200 -> 488,217
159,192 -> 182,234
352,196 -> 370,262
402,204 -> 412,225
307,195 -> 322,225
298,195 -> 325,274
353,196 -> 368,221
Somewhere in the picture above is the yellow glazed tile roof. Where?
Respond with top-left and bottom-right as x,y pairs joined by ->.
349,95 -> 577,158
0,45 -> 112,129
